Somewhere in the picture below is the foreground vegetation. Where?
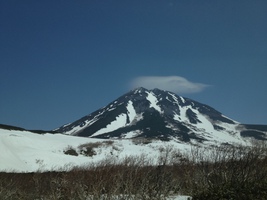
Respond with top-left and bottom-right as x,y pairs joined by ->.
1,141 -> 267,200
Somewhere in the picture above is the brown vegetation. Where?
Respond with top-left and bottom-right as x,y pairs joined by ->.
64,140 -> 115,157
0,141 -> 266,199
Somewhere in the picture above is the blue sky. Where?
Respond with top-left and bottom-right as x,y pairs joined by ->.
1,0 -> 267,130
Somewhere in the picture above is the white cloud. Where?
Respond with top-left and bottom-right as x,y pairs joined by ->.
130,76 -> 210,94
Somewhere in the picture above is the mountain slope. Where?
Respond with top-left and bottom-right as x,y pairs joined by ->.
56,88 -> 267,144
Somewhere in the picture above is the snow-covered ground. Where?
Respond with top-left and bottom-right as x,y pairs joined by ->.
0,128 -> 192,172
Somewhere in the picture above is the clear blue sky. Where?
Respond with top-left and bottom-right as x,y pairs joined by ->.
1,0 -> 267,130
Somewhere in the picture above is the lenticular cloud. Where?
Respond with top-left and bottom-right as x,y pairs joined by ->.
130,76 -> 209,94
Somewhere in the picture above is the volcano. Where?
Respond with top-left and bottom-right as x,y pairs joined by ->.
56,88 -> 267,144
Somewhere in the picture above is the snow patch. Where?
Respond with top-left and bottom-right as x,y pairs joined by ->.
180,96 -> 185,104
123,131 -> 142,139
146,91 -> 162,113
63,110 -> 106,135
173,104 -> 188,122
171,104 -> 246,145
91,114 -> 128,137
126,100 -> 137,124
169,92 -> 180,105
166,96 -> 172,103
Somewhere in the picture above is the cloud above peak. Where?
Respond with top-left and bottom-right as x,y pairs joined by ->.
130,76 -> 210,94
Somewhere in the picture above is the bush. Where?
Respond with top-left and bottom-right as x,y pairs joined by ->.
189,144 -> 267,199
132,138 -> 153,145
0,154 -> 180,199
64,146 -> 78,156
78,141 -> 114,157
1,142 -> 266,199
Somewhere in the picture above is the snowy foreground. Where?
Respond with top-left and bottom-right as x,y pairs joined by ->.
0,129 -> 193,199
2,127 -> 266,199
0,129 -> 194,172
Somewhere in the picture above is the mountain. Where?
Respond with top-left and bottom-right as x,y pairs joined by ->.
56,88 -> 267,144
1,87 -> 267,172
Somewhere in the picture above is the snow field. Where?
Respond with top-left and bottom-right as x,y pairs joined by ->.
0,129 -> 192,172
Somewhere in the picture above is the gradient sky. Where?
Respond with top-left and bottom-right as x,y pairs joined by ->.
1,0 -> 267,130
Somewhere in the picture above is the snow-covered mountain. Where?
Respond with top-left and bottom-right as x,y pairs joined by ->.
56,87 -> 267,144
1,88 -> 267,172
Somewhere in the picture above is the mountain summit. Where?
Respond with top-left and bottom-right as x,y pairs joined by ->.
56,88 -> 267,144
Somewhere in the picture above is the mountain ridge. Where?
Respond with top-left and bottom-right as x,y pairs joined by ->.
56,88 -> 267,144
2,88 -> 266,144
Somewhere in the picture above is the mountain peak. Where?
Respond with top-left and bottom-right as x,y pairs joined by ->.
129,87 -> 147,94
56,89 -> 267,142
131,87 -> 168,93
151,88 -> 166,92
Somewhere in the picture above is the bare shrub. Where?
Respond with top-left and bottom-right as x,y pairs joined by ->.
63,145 -> 78,156
78,141 -> 114,157
189,144 -> 267,199
132,137 -> 153,145
1,142 -> 266,199
0,153 -> 183,199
